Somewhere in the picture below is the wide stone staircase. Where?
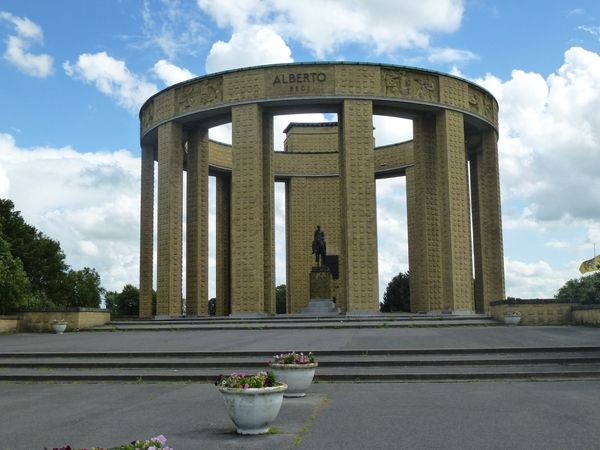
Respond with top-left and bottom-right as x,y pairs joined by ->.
2,347 -> 600,383
2,313 -> 600,383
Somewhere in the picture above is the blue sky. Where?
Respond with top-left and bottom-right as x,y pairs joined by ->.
1,0 -> 600,303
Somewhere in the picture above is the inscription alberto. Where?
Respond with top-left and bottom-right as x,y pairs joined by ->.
273,72 -> 327,92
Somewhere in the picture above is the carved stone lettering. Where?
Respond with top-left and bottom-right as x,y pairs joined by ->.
273,73 -> 327,84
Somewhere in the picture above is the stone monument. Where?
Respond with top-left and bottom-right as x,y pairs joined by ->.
138,62 -> 505,317
303,226 -> 341,314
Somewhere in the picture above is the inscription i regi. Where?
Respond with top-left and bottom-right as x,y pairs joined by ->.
273,72 -> 327,92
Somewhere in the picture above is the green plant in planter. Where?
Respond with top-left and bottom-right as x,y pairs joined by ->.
269,351 -> 317,365
216,371 -> 279,389
45,434 -> 173,450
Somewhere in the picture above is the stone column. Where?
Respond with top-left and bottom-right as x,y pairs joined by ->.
470,130 -> 505,312
338,99 -> 379,312
410,111 -> 474,312
437,110 -> 473,311
262,113 -> 276,314
139,143 -> 154,318
230,104 -> 271,313
156,122 -> 183,317
285,177 -> 310,313
409,114 -> 442,312
216,174 -> 231,316
186,126 -> 209,316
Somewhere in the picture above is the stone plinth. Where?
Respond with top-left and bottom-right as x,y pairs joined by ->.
310,266 -> 332,300
302,299 -> 340,314
303,266 -> 340,314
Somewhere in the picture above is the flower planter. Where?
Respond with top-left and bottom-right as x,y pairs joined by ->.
269,363 -> 318,397
51,323 -> 67,334
504,315 -> 521,326
218,383 -> 287,434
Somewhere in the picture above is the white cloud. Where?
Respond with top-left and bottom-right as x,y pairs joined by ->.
0,11 -> 53,77
545,240 -> 568,248
152,59 -> 196,86
504,258 -> 569,299
476,47 -> 600,226
138,0 -> 208,59
373,116 -> 413,146
64,52 -> 158,113
0,133 -> 141,291
198,0 -> 465,58
428,47 -> 478,65
465,46 -> 600,297
205,25 -> 293,73
578,25 -> 600,37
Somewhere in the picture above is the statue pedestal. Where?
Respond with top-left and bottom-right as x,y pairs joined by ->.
302,266 -> 340,314
310,266 -> 332,299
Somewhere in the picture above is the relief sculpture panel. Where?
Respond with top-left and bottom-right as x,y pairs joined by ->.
176,77 -> 223,115
468,86 -> 496,124
140,101 -> 154,134
381,69 -> 439,102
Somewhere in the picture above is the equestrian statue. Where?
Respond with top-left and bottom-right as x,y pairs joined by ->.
312,225 -> 327,267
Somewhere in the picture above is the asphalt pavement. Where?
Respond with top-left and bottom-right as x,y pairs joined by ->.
1,326 -> 600,450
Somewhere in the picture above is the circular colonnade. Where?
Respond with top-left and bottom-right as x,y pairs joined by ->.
138,62 -> 505,317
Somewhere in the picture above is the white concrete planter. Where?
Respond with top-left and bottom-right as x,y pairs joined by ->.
218,383 -> 287,434
51,323 -> 67,334
269,363 -> 318,397
504,315 -> 521,326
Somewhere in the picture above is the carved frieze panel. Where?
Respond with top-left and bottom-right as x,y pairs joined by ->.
381,69 -> 439,102
140,100 -> 154,134
176,77 -> 223,114
468,86 -> 497,124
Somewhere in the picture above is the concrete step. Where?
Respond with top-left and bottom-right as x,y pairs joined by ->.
2,346 -> 599,383
95,314 -> 499,331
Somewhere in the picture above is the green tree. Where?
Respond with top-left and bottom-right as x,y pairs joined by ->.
0,233 -> 31,314
208,297 -> 216,316
106,284 -> 139,316
555,273 -> 600,305
380,271 -> 410,313
276,284 -> 286,314
0,199 -> 68,304
63,267 -> 105,308
106,285 -> 158,316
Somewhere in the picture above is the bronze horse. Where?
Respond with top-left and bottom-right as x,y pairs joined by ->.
312,225 -> 327,266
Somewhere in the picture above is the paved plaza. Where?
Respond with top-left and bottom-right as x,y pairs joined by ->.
1,326 -> 600,449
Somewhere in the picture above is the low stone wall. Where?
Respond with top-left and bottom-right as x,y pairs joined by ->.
572,305 -> 600,325
16,308 -> 111,333
0,316 -> 19,333
490,299 -> 580,325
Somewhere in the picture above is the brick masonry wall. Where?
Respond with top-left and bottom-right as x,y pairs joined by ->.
17,310 -> 110,332
491,302 -> 577,325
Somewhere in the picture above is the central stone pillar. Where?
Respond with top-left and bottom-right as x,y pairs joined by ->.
186,126 -> 209,316
139,143 -> 154,318
409,111 -> 474,312
216,174 -> 231,316
338,99 -> 379,312
156,122 -> 183,316
230,104 -> 274,314
470,130 -> 505,312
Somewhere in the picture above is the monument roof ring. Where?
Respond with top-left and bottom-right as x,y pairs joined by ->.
140,62 -> 498,146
